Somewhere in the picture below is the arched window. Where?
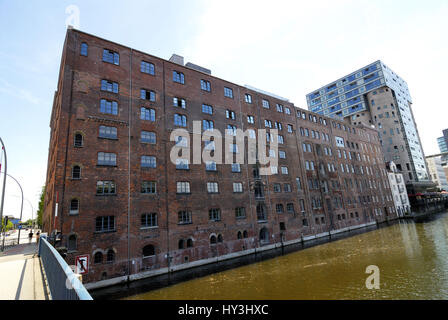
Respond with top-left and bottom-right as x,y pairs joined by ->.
70,199 -> 79,215
74,133 -> 83,147
68,234 -> 77,251
143,244 -> 155,257
72,165 -> 81,179
243,230 -> 248,238
259,227 -> 269,243
80,42 -> 88,56
94,252 -> 103,264
237,231 -> 242,239
186,238 -> 193,248
210,235 -> 217,244
217,234 -> 223,243
178,239 -> 185,249
106,249 -> 115,263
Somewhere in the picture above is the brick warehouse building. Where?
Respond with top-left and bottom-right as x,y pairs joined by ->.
43,28 -> 397,288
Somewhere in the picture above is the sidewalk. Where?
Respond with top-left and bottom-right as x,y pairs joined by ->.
0,240 -> 50,300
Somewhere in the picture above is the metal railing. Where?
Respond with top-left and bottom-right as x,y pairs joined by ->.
38,236 -> 93,300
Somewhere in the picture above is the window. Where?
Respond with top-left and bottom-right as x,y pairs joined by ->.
256,203 -> 267,221
141,156 -> 156,168
202,104 -> 213,114
141,181 -> 156,194
174,114 -> 187,127
296,178 -> 302,191
140,61 -> 155,75
276,204 -> 284,213
227,124 -> 237,136
176,159 -> 189,170
207,182 -> 219,193
177,182 -> 190,194
247,115 -> 254,124
74,133 -> 83,147
235,207 -> 246,219
278,135 -> 284,144
70,199 -> 79,215
287,125 -> 293,133
141,213 -> 158,228
276,104 -> 284,112
97,152 -> 116,166
248,129 -> 256,139
96,181 -> 116,195
285,107 -> 291,115
68,235 -> 77,251
205,161 -> 217,171
204,140 -> 215,151
231,163 -> 241,172
210,235 -> 217,244
262,99 -> 270,109
100,99 -> 118,115
107,250 -> 115,263
265,120 -> 272,128
287,203 -> 295,214
140,89 -> 156,102
224,87 -> 233,98
173,97 -> 186,109
284,184 -> 291,192
203,120 -> 214,131
99,126 -> 117,139
178,211 -> 192,224
141,131 -> 156,144
96,216 -> 115,232
72,166 -> 81,179
102,49 -> 119,65
233,182 -> 243,193
173,71 -> 185,84
80,42 -> 88,56
201,79 -> 211,92
209,208 -> 221,221
178,239 -> 185,250
275,122 -> 282,130
279,151 -> 286,159
101,80 -> 119,93
281,166 -> 289,175
229,144 -> 238,153
226,110 -> 236,119
142,245 -> 155,257
94,252 -> 103,264
245,94 -> 252,103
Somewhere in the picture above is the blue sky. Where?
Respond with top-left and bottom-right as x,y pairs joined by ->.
0,0 -> 447,221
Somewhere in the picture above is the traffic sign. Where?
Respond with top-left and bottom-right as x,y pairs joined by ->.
75,255 -> 89,275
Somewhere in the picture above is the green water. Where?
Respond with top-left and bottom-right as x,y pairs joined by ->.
127,213 -> 448,300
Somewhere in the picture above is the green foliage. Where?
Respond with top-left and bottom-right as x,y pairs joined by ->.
1,218 -> 14,231
37,185 -> 45,228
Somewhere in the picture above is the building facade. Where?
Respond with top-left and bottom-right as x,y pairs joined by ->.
437,136 -> 448,154
425,155 -> 448,191
386,162 -> 411,216
306,61 -> 430,185
43,28 -> 397,287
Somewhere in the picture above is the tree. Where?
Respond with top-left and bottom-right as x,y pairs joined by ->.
1,218 -> 14,231
37,185 -> 45,228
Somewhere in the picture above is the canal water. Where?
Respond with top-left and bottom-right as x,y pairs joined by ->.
125,212 -> 448,300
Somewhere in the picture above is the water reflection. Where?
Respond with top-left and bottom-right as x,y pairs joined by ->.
125,212 -> 448,300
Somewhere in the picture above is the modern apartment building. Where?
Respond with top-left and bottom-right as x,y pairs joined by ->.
43,28 -> 397,287
306,61 -> 430,187
437,137 -> 448,153
425,155 -> 448,191
386,162 -> 411,216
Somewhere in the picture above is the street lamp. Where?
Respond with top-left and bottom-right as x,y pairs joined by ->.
0,137 -> 7,248
0,172 -> 23,250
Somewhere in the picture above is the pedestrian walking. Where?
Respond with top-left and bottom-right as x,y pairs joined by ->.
28,230 -> 33,243
36,231 -> 40,245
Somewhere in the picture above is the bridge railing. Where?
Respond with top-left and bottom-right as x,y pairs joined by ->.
38,235 -> 93,300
